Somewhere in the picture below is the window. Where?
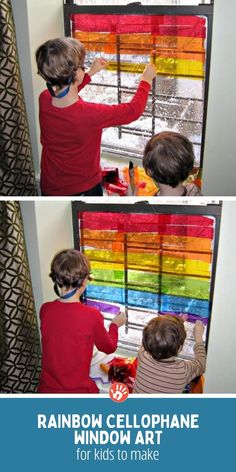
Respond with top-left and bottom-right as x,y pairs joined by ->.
72,202 -> 221,359
64,3 -> 213,178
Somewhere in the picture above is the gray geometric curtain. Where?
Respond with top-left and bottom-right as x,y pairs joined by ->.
0,0 -> 37,196
0,201 -> 41,392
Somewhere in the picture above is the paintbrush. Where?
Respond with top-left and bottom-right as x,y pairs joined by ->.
129,161 -> 135,196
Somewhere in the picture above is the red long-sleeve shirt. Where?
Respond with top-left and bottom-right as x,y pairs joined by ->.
39,75 -> 150,195
38,300 -> 118,393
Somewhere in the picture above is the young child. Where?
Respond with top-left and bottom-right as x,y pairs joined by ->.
36,37 -> 157,196
38,249 -> 125,393
142,131 -> 202,196
133,315 -> 206,394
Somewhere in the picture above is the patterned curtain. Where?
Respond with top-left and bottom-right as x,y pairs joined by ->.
0,202 -> 41,392
0,0 -> 37,196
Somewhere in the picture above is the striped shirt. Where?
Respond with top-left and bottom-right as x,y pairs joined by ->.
133,342 -> 206,394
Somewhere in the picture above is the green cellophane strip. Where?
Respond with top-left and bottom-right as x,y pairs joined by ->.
161,274 -> 210,300
91,268 -> 125,284
90,268 -> 210,300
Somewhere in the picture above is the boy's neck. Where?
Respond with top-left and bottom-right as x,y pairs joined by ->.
52,81 -> 80,108
158,183 -> 186,197
59,285 -> 84,303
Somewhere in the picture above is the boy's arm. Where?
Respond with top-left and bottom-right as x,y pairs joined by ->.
77,73 -> 91,92
87,58 -> 108,77
184,321 -> 206,383
87,64 -> 157,129
184,342 -> 206,384
93,312 -> 125,354
78,58 -> 107,92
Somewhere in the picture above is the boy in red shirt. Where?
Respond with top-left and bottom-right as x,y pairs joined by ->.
38,249 -> 125,393
36,37 -> 157,196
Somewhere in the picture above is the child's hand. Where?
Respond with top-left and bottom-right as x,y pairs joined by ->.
194,320 -> 205,343
112,312 -> 126,328
179,313 -> 188,322
87,58 -> 108,77
141,63 -> 157,84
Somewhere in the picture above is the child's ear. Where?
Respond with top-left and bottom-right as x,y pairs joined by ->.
75,68 -> 84,84
178,344 -> 183,355
81,277 -> 88,287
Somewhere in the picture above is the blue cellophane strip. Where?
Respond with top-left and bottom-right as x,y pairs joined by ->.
161,294 -> 209,319
86,285 -> 125,304
86,285 -> 209,318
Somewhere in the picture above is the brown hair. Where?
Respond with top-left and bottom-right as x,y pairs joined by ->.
49,249 -> 90,288
36,37 -> 86,87
143,131 -> 195,188
142,315 -> 186,361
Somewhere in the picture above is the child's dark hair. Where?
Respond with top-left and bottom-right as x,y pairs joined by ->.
49,249 -> 90,288
142,315 -> 186,361
36,37 -> 86,87
143,131 -> 195,188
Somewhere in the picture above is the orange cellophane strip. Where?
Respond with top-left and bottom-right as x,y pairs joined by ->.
161,235 -> 212,253
126,233 -> 212,253
82,228 -> 124,242
83,238 -> 124,252
74,31 -> 205,56
83,235 -> 212,260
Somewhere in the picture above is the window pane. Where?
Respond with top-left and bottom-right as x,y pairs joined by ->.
77,210 -> 217,359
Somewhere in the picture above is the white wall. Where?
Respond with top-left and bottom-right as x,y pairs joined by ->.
204,200 -> 236,392
11,0 -> 64,177
20,200 -> 73,316
11,0 -> 236,196
20,199 -> 236,393
202,0 -> 236,196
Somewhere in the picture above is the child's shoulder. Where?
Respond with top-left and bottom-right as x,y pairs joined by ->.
81,304 -> 103,318
39,89 -> 51,104
40,299 -> 58,310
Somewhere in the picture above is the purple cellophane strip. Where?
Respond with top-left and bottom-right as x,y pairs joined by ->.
159,311 -> 208,325
85,299 -> 120,315
90,376 -> 110,385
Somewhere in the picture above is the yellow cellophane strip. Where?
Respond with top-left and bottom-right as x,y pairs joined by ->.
153,57 -> 204,78
163,250 -> 211,263
91,260 -> 125,272
85,248 -> 124,264
85,249 -> 210,277
105,59 -> 204,78
161,256 -> 210,277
